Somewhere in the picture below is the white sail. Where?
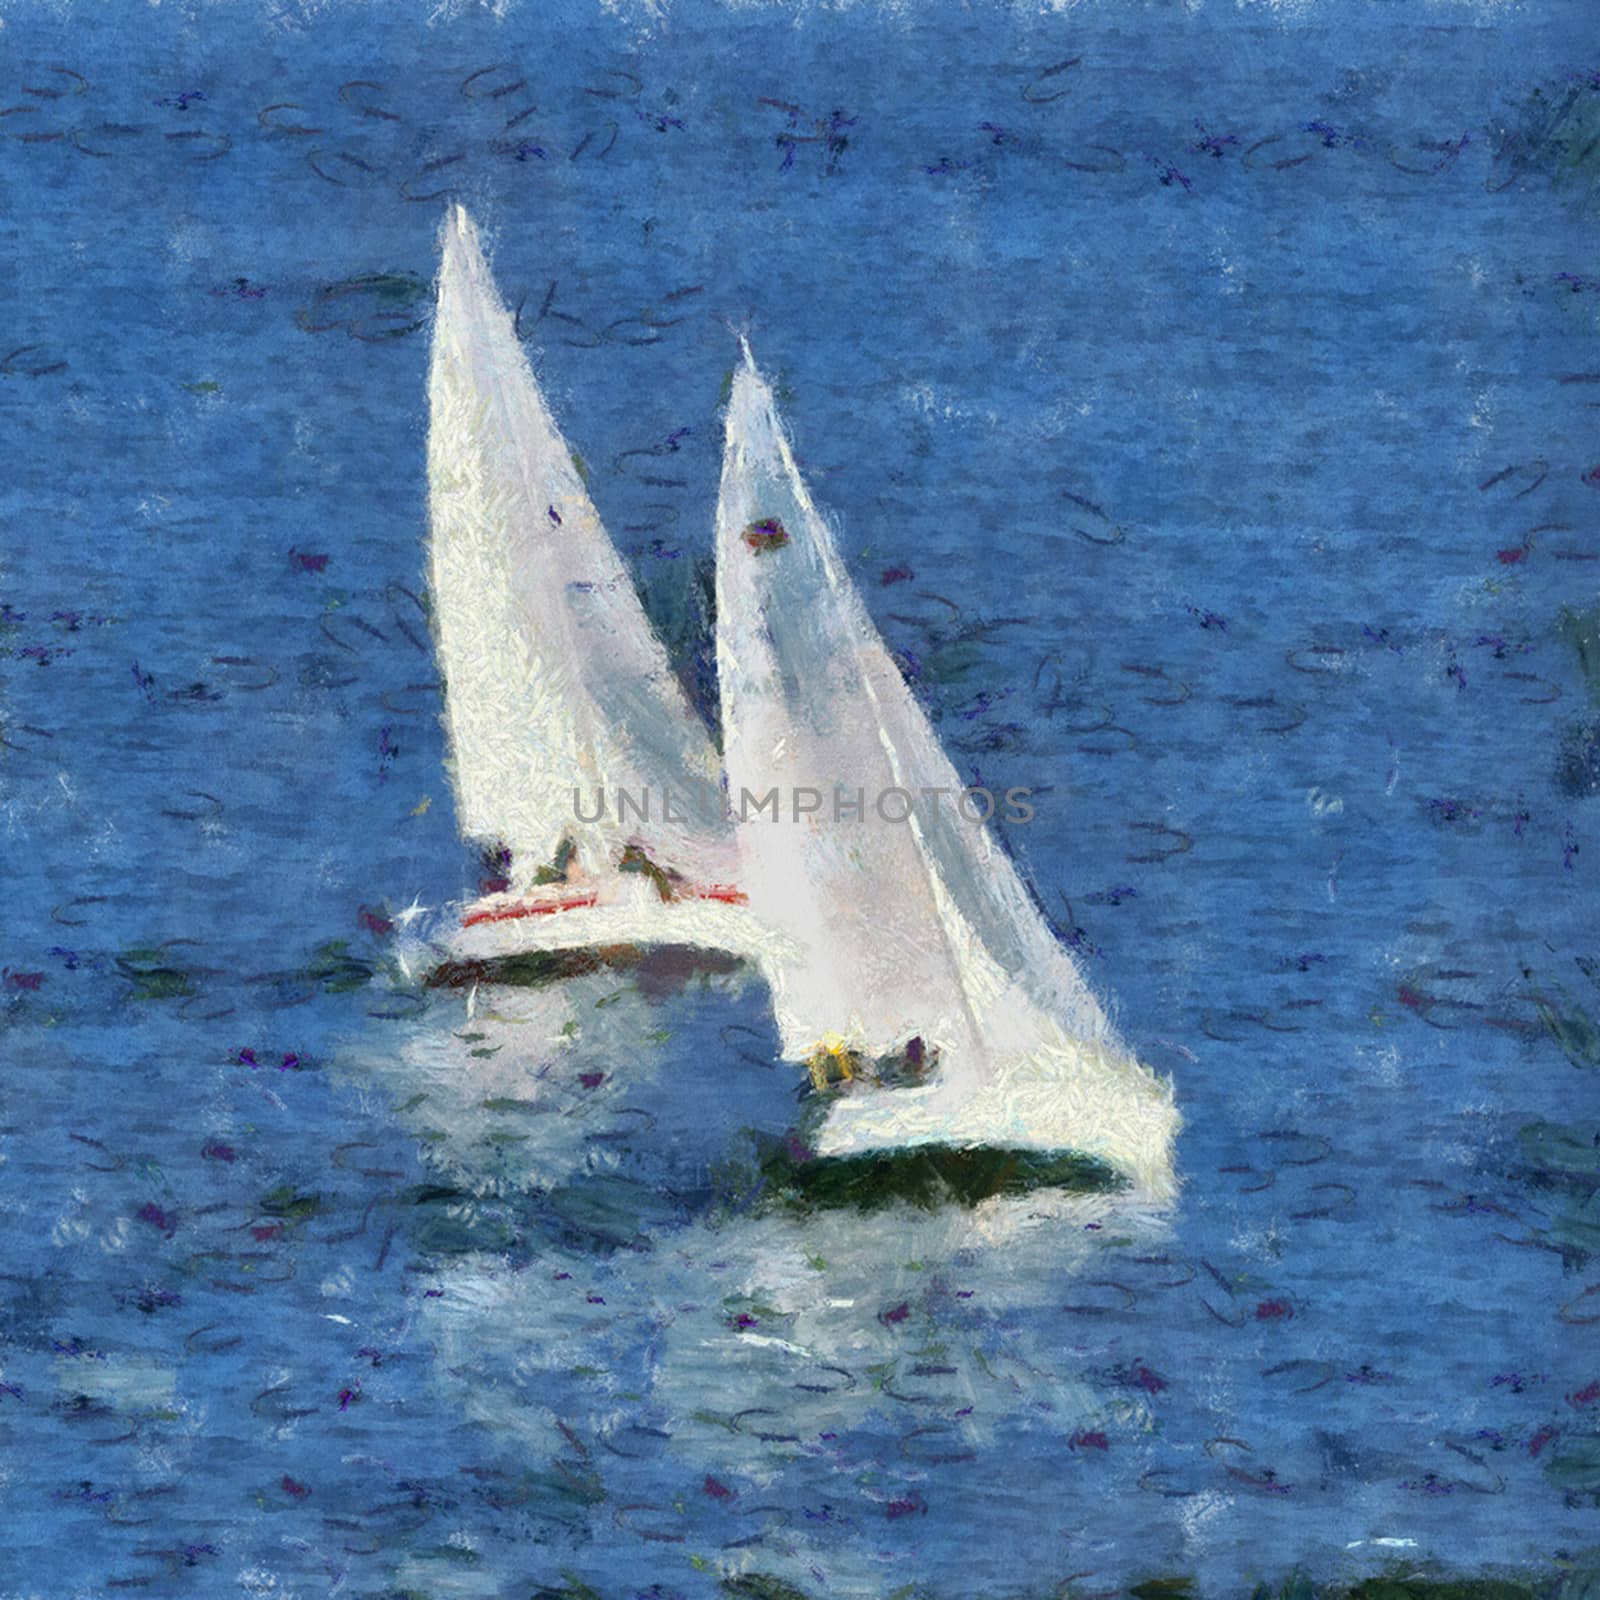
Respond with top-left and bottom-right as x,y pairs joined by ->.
427,206 -> 731,894
714,343 -> 1179,1196
713,349 -> 982,1062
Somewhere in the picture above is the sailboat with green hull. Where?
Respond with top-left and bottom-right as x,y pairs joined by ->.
712,341 -> 1179,1199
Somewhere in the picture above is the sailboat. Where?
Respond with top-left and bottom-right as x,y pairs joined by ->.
713,341 -> 1180,1198
420,204 -> 1176,1196
425,207 -> 767,974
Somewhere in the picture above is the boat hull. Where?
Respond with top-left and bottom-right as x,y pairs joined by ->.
427,893 -> 778,988
758,1137 -> 1123,1211
805,1033 -> 1180,1201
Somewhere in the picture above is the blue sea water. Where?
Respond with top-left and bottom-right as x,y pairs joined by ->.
2,1 -> 1599,1595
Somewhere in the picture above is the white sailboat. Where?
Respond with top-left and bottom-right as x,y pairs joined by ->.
426,207 -> 766,970
713,341 -> 1180,1197
419,206 -> 1176,1196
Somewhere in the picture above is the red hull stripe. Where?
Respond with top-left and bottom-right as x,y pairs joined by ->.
459,884 -> 746,929
461,893 -> 600,928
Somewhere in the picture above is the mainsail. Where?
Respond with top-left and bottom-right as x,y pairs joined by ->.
426,207 -> 730,894
714,342 -> 1179,1195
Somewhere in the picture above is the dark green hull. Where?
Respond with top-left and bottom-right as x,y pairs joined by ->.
426,943 -> 748,991
757,1138 -> 1124,1212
